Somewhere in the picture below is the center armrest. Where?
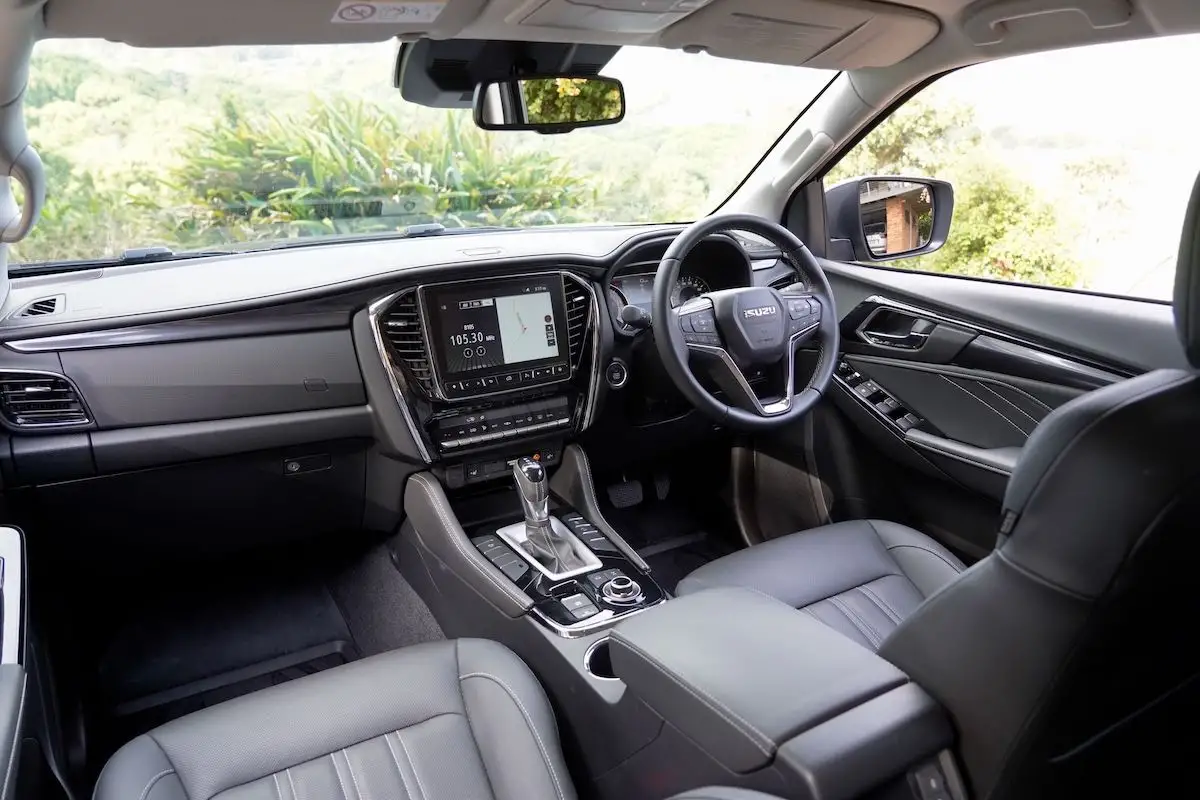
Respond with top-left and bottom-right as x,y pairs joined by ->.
609,587 -> 912,773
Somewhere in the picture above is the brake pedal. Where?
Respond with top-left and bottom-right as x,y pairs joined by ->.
607,479 -> 644,508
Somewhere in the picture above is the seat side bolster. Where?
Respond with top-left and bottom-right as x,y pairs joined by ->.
95,735 -> 188,800
457,639 -> 575,800
868,520 -> 965,598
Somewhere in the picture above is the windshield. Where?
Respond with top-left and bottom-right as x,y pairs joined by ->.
11,41 -> 832,265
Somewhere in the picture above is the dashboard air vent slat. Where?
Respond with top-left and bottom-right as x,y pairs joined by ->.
381,292 -> 435,396
0,373 -> 89,428
563,278 -> 592,367
13,295 -> 64,318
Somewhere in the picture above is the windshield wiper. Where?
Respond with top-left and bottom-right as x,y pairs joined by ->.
9,223 -> 514,276
9,245 -> 234,277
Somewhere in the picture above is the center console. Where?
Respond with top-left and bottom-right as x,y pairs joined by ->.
371,270 -> 602,483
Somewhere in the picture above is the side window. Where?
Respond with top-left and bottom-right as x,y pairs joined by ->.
825,34 -> 1200,302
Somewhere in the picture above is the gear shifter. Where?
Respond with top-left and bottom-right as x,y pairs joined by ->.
513,457 -> 585,572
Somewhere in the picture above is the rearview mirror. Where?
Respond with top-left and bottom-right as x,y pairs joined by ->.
472,76 -> 625,133
825,176 -> 955,263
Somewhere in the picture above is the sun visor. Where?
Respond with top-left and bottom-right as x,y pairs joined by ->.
518,0 -> 716,34
659,0 -> 939,68
44,0 -> 490,46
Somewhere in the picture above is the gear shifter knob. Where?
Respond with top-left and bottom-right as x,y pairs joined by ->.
513,457 -> 549,524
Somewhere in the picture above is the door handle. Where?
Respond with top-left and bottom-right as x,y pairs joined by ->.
858,310 -> 937,350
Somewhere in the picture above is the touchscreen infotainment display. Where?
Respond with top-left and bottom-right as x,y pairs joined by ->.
423,276 -> 570,390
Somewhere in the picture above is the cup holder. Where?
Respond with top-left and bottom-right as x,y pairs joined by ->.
584,638 -> 620,681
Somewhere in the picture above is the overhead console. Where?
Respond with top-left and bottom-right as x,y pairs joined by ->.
372,270 -> 600,481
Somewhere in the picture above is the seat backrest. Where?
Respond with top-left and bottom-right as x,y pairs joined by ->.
879,172 -> 1200,799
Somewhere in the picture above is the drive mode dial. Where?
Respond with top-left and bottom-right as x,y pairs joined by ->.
601,575 -> 642,604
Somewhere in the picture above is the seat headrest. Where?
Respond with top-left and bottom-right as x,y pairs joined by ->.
1174,171 -> 1200,367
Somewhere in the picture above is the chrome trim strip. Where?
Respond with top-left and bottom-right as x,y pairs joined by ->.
0,368 -> 93,431
367,290 -> 434,463
530,597 -> 668,639
564,272 -> 603,429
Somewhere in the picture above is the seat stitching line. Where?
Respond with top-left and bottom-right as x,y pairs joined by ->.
607,636 -> 774,755
459,672 -> 567,800
975,381 -> 1041,424
286,768 -> 300,800
940,375 -> 1031,435
829,594 -> 882,647
272,772 -> 285,800
390,730 -> 428,800
412,473 -> 528,606
453,642 -> 497,799
341,749 -> 364,800
137,769 -> 175,800
330,753 -> 352,800
383,733 -> 414,800
885,543 -> 963,577
819,597 -> 873,646
857,585 -> 902,625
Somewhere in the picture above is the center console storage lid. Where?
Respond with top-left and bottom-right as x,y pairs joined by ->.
610,587 -> 908,773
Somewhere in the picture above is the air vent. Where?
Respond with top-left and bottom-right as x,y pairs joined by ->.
0,372 -> 89,428
13,295 -> 64,318
563,277 -> 593,367
771,273 -> 801,290
381,292 -> 435,395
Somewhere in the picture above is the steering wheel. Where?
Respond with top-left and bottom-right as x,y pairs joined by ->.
653,214 -> 840,431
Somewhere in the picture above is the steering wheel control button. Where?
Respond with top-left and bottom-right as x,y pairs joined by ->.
605,359 -> 629,389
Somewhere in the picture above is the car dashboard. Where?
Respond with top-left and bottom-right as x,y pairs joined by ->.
0,225 -> 799,557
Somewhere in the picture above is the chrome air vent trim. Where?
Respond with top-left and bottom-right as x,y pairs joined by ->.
0,370 -> 91,430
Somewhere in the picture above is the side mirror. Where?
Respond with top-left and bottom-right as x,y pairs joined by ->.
472,75 -> 625,134
825,177 -> 954,263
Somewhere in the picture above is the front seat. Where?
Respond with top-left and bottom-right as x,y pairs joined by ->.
677,519 -> 964,649
679,174 -> 1200,797
95,639 -> 576,800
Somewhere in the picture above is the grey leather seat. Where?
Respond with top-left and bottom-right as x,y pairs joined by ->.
680,173 -> 1200,798
677,519 -> 964,650
95,639 -> 576,800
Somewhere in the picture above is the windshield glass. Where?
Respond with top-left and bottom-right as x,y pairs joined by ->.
11,41 -> 832,265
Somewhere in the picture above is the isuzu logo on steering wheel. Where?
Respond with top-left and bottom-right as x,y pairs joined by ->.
743,306 -> 778,318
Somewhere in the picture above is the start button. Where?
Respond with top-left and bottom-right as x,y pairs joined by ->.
605,359 -> 629,389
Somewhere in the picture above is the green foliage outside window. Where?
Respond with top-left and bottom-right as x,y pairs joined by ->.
827,98 -> 1081,288
522,78 -> 622,125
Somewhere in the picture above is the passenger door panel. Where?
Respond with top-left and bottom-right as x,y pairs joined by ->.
812,260 -> 1181,557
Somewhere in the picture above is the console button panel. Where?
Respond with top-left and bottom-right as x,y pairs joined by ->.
435,396 -> 571,452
